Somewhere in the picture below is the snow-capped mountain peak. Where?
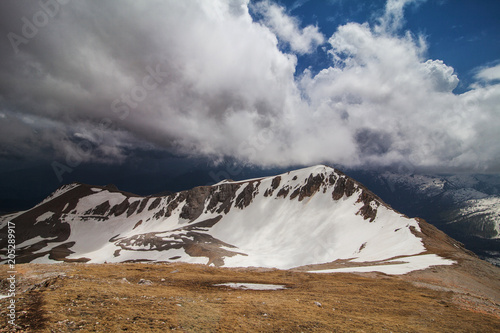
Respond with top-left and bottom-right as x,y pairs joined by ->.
0,165 -> 457,274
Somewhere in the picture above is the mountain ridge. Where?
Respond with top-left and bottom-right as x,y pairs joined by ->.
0,165 -> 462,273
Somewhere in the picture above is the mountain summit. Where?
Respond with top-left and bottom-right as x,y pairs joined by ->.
1,165 -> 459,273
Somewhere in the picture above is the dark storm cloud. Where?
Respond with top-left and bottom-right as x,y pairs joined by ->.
0,0 -> 499,173
355,129 -> 392,156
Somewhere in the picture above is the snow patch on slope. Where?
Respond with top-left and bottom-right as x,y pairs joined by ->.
308,254 -> 455,275
72,191 -> 126,215
35,211 -> 54,224
17,236 -> 58,248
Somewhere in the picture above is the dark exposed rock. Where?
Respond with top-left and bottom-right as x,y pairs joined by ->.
235,182 -> 259,209
290,188 -> 301,200
182,231 -> 247,266
136,198 -> 149,214
109,199 -> 130,217
133,220 -> 143,230
126,200 -> 141,217
356,190 -> 380,222
276,186 -> 290,198
89,201 -> 111,216
328,173 -> 338,186
109,234 -> 121,242
271,176 -> 281,190
264,177 -> 281,197
148,197 -> 162,211
331,176 -> 357,200
165,193 -> 186,218
299,173 -> 326,199
180,187 -> 211,221
153,207 -> 166,220
291,174 -> 326,201
206,183 -> 241,214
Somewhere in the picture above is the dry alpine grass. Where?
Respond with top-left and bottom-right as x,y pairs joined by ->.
1,262 -> 499,332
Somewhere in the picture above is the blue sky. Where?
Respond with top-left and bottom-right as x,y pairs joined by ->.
268,0 -> 500,92
0,0 -> 499,209
405,0 -> 500,91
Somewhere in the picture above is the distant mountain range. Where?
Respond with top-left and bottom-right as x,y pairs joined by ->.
348,171 -> 500,266
1,165 -> 465,274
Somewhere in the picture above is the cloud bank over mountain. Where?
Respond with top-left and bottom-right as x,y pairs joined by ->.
0,0 -> 499,172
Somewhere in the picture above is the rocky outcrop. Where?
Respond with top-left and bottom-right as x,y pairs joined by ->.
148,197 -> 162,211
331,176 -> 357,200
180,187 -> 211,221
276,186 -> 290,198
206,183 -> 241,214
86,201 -> 111,216
290,174 -> 326,201
235,181 -> 260,209
356,191 -> 379,222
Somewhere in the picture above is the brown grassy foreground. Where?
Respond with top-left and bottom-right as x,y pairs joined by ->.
1,262 -> 499,332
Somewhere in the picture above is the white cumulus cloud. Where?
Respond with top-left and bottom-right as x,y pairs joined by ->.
252,1 -> 325,54
0,0 -> 499,173
475,63 -> 500,82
